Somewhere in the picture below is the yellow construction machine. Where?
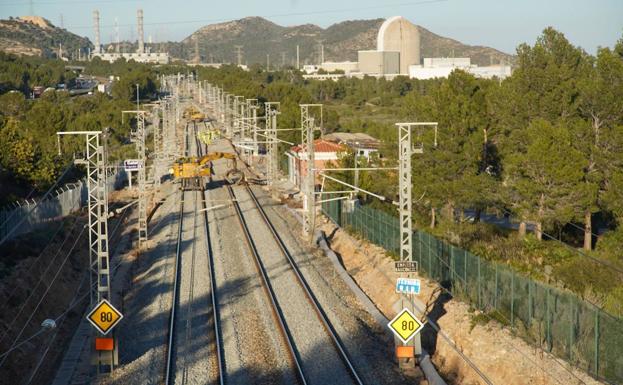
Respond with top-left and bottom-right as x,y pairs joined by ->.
171,152 -> 244,190
183,106 -> 206,122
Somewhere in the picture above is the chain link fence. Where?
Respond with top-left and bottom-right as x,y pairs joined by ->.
0,167 -> 127,242
322,199 -> 623,384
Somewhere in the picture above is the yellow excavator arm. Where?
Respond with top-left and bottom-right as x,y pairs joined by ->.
172,152 -> 243,190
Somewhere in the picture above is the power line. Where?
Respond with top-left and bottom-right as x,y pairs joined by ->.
0,214 -> 80,318
0,164 -> 73,247
33,0 -> 448,30
418,127 -> 623,276
0,226 -> 85,369
410,234 -> 588,385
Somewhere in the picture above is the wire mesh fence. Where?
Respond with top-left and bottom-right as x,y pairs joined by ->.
0,167 -> 127,242
322,199 -> 623,384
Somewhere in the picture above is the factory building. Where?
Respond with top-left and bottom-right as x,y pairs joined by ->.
313,16 -> 420,78
409,57 -> 512,80
91,9 -> 170,64
376,16 -> 420,75
357,51 -> 400,75
308,16 -> 511,81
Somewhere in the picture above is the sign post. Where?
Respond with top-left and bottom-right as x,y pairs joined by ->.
86,299 -> 123,373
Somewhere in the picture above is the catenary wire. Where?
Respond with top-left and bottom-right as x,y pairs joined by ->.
0,164 -> 73,247
0,225 -> 85,369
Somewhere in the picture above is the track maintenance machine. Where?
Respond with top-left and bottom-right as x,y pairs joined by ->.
171,152 -> 244,190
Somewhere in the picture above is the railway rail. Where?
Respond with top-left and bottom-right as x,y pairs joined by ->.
227,183 -> 365,385
164,122 -> 224,385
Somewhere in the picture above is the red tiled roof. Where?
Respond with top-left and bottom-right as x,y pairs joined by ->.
291,139 -> 345,153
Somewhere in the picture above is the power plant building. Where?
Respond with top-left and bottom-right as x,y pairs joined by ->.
91,9 -> 170,64
357,51 -> 400,75
311,16 -> 511,81
376,16 -> 420,75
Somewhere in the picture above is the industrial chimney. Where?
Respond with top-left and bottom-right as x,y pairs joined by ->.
137,9 -> 144,54
93,10 -> 101,54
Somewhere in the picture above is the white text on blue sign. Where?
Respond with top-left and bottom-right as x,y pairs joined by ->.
396,278 -> 420,295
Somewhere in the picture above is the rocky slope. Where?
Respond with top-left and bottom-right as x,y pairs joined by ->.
172,16 -> 513,66
0,16 -> 91,58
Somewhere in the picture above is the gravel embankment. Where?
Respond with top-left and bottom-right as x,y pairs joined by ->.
170,189 -> 218,384
232,185 -> 357,385
208,149 -> 296,385
249,185 -> 412,385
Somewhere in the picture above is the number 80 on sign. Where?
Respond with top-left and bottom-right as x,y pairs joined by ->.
388,308 -> 425,344
86,299 -> 123,335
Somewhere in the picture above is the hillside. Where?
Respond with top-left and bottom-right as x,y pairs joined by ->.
0,16 -> 91,58
172,16 -> 513,66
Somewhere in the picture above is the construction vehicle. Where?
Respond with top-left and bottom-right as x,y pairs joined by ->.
197,129 -> 220,146
183,105 -> 206,122
171,152 -> 244,190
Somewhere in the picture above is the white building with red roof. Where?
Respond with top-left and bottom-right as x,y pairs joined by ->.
286,139 -> 346,190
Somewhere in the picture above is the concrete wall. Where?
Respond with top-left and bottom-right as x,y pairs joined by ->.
320,61 -> 359,74
358,51 -> 400,75
377,16 -> 420,75
423,57 -> 471,67
92,52 -> 170,64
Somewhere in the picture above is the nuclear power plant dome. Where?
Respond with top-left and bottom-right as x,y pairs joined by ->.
377,16 -> 421,75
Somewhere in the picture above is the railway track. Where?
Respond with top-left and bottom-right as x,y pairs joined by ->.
164,122 -> 224,385
227,183 -> 365,385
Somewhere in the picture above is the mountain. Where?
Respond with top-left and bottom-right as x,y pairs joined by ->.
172,16 -> 513,67
0,16 -> 91,58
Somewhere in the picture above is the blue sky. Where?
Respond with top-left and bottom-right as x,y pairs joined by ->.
0,0 -> 621,54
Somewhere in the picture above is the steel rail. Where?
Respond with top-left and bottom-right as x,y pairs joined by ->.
244,185 -> 365,385
226,185 -> 308,385
196,121 -> 226,385
164,191 -> 185,385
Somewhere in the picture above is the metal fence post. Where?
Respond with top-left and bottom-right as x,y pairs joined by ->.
511,270 -> 515,327
528,281 -> 532,328
418,231 -> 422,272
495,263 -> 499,309
594,309 -> 600,375
569,300 -> 574,361
547,288 -> 552,351
477,256 -> 481,309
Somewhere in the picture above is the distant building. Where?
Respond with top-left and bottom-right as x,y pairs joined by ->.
377,16 -> 421,75
409,57 -> 512,80
323,132 -> 380,160
319,61 -> 359,74
90,9 -> 169,64
93,52 -> 170,64
358,50 -> 400,75
286,139 -> 345,189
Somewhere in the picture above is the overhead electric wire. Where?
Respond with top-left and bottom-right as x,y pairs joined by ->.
0,225 -> 86,369
0,215 -> 81,345
0,184 -> 39,231
0,164 -> 74,248
419,127 -> 623,276
0,213 -> 78,311
13,0 -> 448,30
411,235 -> 587,385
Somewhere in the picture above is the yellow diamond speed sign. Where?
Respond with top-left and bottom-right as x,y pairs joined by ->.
388,308 -> 425,343
86,299 -> 123,335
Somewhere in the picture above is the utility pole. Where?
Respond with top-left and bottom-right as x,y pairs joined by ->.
123,107 -> 148,249
396,122 -> 438,261
265,102 -> 280,185
57,130 -> 113,371
296,45 -> 300,70
300,104 -> 323,238
234,45 -> 243,66
267,54 -> 270,71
